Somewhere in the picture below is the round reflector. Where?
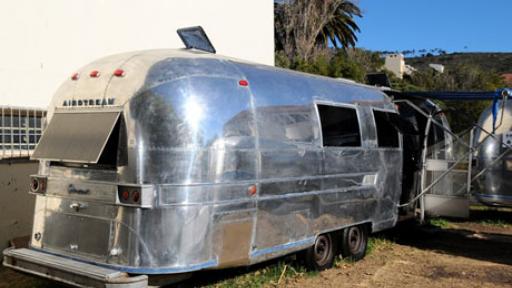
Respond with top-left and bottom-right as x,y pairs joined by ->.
90,70 -> 100,78
113,69 -> 125,77
247,185 -> 257,196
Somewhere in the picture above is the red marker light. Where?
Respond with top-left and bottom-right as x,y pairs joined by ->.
132,191 -> 140,203
121,191 -> 130,201
239,80 -> 249,87
89,70 -> 100,78
247,185 -> 257,196
71,73 -> 79,81
113,69 -> 125,77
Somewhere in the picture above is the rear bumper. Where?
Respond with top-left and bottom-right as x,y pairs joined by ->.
3,247 -> 148,288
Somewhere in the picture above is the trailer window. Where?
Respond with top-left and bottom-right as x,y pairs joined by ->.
373,110 -> 400,148
256,106 -> 315,144
317,105 -> 361,147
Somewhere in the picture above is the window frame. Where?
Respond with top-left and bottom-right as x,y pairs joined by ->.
314,102 -> 363,148
371,107 -> 401,149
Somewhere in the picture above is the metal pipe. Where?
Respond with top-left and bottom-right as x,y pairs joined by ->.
418,115 -> 432,222
466,128 -> 474,195
399,89 -> 511,101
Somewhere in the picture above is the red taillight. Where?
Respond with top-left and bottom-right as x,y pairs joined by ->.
121,190 -> 130,201
89,70 -> 100,78
113,69 -> 125,77
132,191 -> 140,203
117,185 -> 152,207
239,79 -> 249,87
71,72 -> 79,81
118,186 -> 143,205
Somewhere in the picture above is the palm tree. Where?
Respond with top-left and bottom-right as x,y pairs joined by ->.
274,0 -> 362,61
316,1 -> 362,49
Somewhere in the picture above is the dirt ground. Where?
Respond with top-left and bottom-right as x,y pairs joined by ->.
1,208 -> 512,288
283,209 -> 512,288
285,225 -> 512,288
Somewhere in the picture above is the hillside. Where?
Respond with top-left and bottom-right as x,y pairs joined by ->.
406,52 -> 512,74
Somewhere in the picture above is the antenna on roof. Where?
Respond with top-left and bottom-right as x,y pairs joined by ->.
177,26 -> 216,54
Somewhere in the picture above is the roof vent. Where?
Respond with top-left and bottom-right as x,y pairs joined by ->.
177,26 -> 216,54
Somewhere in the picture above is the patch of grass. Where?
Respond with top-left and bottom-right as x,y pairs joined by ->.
207,261 -> 314,288
334,254 -> 353,267
201,235 -> 396,287
428,218 -> 451,229
366,237 -> 393,255
479,219 -> 510,228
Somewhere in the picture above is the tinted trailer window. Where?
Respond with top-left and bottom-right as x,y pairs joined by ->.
317,104 -> 361,147
373,110 -> 400,148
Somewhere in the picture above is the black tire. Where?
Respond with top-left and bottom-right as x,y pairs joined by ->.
341,224 -> 368,261
303,233 -> 335,271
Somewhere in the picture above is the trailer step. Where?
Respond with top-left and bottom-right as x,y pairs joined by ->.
3,247 -> 148,288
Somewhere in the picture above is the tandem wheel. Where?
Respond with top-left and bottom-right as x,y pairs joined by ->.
340,224 -> 369,261
301,224 -> 369,271
302,233 -> 336,271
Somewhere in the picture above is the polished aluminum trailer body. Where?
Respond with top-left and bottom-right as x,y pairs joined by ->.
4,49 -> 402,280
474,101 -> 512,206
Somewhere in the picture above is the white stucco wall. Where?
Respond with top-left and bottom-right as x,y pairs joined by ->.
0,0 -> 274,108
384,53 -> 405,79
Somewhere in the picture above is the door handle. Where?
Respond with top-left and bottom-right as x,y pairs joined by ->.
70,202 -> 87,211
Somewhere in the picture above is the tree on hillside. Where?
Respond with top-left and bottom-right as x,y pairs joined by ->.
275,0 -> 362,61
276,48 -> 383,84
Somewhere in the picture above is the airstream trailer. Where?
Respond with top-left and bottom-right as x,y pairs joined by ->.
474,100 -> 512,206
3,48 -> 403,287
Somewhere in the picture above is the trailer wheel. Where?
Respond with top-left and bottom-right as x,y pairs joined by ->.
341,224 -> 368,261
303,233 -> 335,271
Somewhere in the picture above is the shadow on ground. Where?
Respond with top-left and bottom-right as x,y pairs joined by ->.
380,209 -> 512,267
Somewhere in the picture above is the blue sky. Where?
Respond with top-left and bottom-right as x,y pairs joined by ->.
356,0 -> 512,53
